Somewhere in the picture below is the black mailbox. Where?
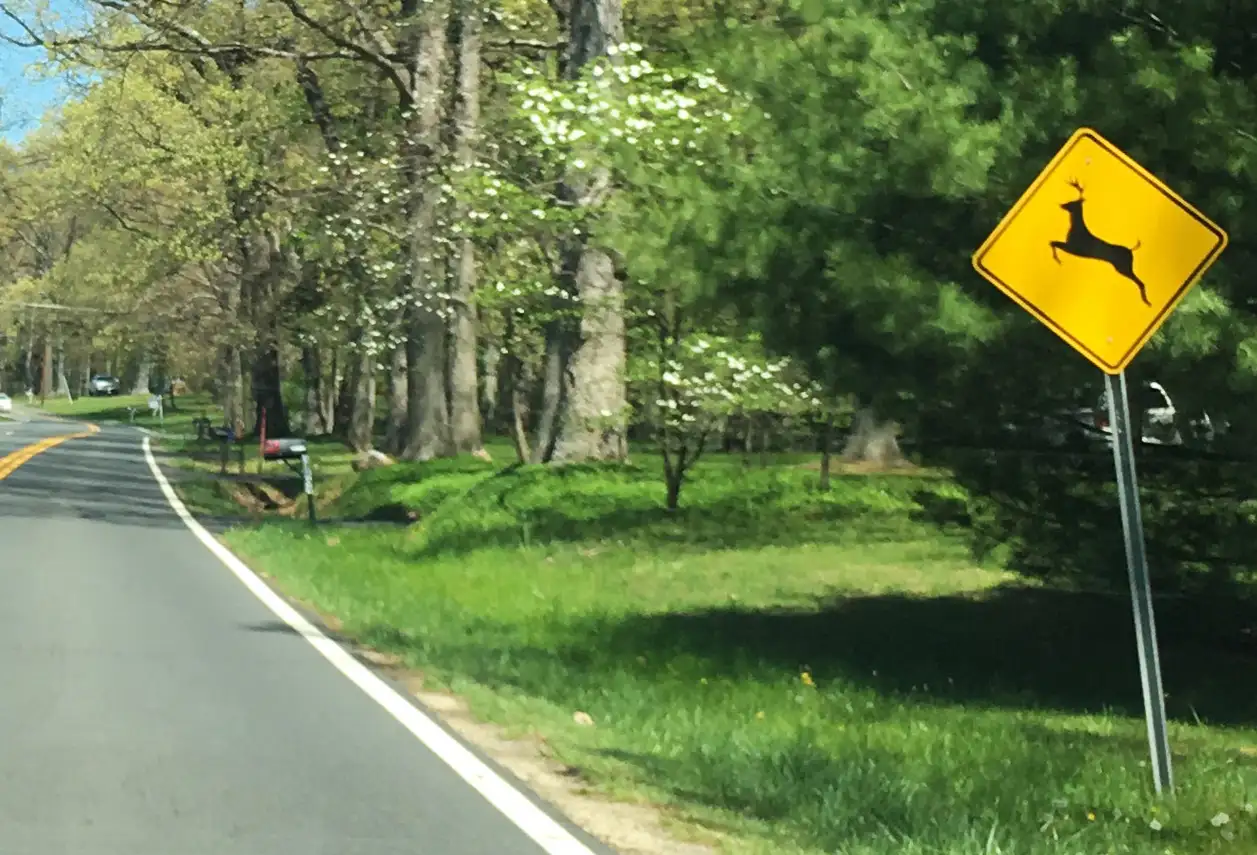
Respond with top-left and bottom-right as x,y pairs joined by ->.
262,437 -> 309,461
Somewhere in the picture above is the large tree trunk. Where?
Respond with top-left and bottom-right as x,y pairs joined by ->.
347,347 -> 377,452
251,230 -> 292,438
530,327 -> 566,463
550,0 -> 628,463
131,351 -> 152,395
449,240 -> 482,452
504,318 -> 532,464
252,338 -> 287,438
53,337 -> 70,398
552,249 -> 627,461
301,345 -> 327,434
446,0 -> 484,454
221,343 -> 245,436
323,349 -> 339,431
404,317 -> 450,460
481,328 -> 500,431
401,0 -> 454,461
218,274 -> 247,435
384,344 -> 408,455
23,332 -> 34,393
841,409 -> 903,467
334,338 -> 360,436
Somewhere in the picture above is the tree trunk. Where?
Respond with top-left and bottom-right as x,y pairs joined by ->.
404,316 -> 451,460
446,0 -> 484,454
552,249 -> 627,461
23,329 -> 33,393
481,330 -> 500,431
400,0 -> 453,462
385,344 -> 408,455
550,0 -> 628,463
221,343 -> 245,436
218,273 -> 246,434
347,347 -> 377,452
300,345 -> 325,434
449,239 -> 482,453
131,352 -> 152,395
841,409 -> 903,467
323,349 -> 338,431
251,229 -> 293,438
818,414 -> 833,491
505,333 -> 532,464
530,327 -> 566,463
334,340 -> 360,437
252,339 -> 288,438
54,339 -> 70,398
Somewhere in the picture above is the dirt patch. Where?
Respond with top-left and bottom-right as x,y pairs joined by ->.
225,482 -> 271,514
409,687 -> 719,855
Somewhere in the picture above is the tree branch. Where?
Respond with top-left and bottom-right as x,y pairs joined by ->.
0,2 -> 358,63
272,0 -> 411,100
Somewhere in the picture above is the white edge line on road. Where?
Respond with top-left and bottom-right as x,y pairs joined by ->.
141,436 -> 599,855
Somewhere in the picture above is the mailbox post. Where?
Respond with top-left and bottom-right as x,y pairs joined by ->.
147,394 -> 164,427
262,438 -> 316,524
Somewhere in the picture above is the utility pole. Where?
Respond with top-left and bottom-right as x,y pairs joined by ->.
40,337 -> 51,404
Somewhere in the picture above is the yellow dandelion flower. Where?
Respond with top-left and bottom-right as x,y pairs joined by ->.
801,671 -> 815,688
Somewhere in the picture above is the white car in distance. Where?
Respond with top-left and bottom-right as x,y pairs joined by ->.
0,393 -> 11,415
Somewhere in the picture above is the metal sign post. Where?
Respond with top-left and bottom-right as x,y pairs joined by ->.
301,453 -> 316,524
971,127 -> 1229,796
1105,371 -> 1174,794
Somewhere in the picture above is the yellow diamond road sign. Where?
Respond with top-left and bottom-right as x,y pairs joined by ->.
973,127 -> 1228,374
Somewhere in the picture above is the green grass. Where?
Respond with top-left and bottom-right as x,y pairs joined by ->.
37,391 -> 209,435
215,453 -> 1257,855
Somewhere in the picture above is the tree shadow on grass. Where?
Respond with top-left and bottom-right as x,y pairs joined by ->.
557,585 -> 1257,729
919,446 -> 1257,594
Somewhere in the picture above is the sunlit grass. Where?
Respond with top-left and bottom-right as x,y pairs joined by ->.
217,454 -> 1257,854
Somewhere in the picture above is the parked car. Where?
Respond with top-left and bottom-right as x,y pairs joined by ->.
0,392 -> 10,414
88,375 -> 120,396
1090,380 -> 1215,448
1004,380 -> 1213,450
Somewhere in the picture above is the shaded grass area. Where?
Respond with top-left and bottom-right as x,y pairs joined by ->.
221,453 -> 1257,855
928,445 -> 1257,595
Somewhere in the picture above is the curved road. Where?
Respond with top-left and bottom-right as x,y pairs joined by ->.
0,412 -> 612,855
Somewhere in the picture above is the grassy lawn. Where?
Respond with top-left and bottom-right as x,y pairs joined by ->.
212,452 -> 1257,855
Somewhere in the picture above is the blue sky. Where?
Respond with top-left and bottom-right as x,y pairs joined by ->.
0,0 -> 88,144
0,44 -> 65,143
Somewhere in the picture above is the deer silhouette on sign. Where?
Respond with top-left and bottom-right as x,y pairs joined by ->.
1050,178 -> 1150,306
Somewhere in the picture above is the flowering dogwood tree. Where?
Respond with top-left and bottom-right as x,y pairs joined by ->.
448,44 -> 750,459
634,323 -> 824,509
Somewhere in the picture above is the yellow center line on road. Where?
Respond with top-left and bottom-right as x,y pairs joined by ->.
0,423 -> 100,481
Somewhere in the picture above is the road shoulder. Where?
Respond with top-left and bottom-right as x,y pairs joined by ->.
140,437 -> 705,855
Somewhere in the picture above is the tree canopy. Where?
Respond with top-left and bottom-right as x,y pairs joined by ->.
0,0 -> 1253,503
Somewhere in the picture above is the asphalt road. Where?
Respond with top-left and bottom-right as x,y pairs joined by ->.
0,413 -> 611,855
